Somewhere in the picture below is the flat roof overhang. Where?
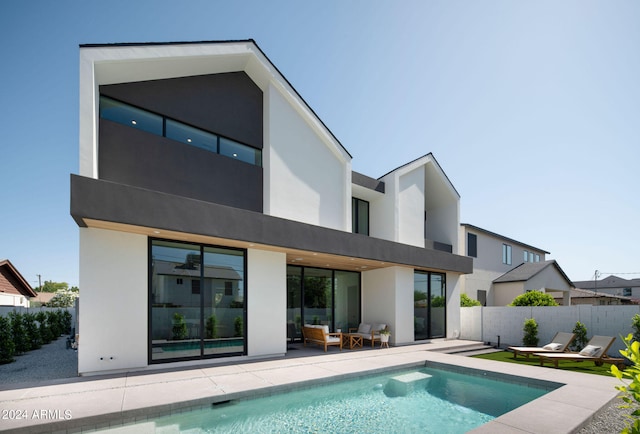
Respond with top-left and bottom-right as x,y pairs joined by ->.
70,175 -> 473,274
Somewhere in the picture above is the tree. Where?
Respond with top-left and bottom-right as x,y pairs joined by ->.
37,280 -> 70,293
47,290 -> 78,308
509,291 -> 558,306
460,293 -> 481,307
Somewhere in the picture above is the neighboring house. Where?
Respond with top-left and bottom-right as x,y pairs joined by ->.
573,275 -> 640,299
492,260 -> 573,306
70,40 -> 472,375
30,292 -> 57,307
552,287 -> 635,306
459,224 -> 572,305
0,259 -> 37,307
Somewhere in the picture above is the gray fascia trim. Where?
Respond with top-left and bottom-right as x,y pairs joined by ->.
352,171 -> 385,193
70,175 -> 472,274
461,223 -> 551,255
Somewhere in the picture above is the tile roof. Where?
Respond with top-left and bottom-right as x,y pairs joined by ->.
493,259 -> 573,287
0,259 -> 37,298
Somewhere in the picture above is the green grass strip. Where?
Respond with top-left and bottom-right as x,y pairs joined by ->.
471,351 -> 616,376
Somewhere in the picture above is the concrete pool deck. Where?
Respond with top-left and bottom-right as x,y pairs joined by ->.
0,339 -> 621,433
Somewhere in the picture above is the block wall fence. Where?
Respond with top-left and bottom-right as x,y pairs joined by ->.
460,305 -> 640,356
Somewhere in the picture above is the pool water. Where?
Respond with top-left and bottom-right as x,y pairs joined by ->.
97,367 -> 550,433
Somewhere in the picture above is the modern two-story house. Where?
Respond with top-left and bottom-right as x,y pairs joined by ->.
70,40 -> 472,376
459,224 -> 572,306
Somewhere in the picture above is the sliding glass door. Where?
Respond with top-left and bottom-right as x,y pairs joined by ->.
287,266 -> 360,337
150,239 -> 245,362
414,270 -> 446,340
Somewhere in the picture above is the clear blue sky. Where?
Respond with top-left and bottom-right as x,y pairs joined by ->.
1,1 -> 638,288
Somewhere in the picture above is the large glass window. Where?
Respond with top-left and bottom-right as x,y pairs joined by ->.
352,198 -> 369,235
99,96 -> 262,167
304,268 -> 333,326
150,239 -> 245,363
287,266 -> 360,335
220,137 -> 262,166
502,244 -> 512,265
467,233 -> 477,257
165,119 -> 218,153
100,97 -> 162,136
414,271 -> 446,340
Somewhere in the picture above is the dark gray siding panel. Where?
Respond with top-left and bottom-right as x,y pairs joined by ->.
352,171 -> 385,193
98,120 -> 263,212
71,175 -> 473,274
100,72 -> 262,148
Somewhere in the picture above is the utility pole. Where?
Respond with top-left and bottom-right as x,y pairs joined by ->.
594,270 -> 600,294
36,274 -> 42,292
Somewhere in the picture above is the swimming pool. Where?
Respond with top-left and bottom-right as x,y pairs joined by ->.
91,365 -> 552,433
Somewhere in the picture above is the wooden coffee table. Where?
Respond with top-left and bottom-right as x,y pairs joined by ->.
343,333 -> 363,350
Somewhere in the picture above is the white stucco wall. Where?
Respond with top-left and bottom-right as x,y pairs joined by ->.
264,84 -> 350,231
446,272 -> 461,339
493,282 -> 523,306
246,249 -> 286,356
397,167 -> 426,248
78,228 -> 148,375
362,266 -> 415,345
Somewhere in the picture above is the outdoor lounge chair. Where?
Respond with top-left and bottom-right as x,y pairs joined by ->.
535,335 -> 624,369
508,332 -> 575,360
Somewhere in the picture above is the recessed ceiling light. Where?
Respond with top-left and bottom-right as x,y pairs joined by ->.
187,138 -> 192,143
233,153 -> 238,157
295,257 -> 303,261
153,230 -> 160,234
131,120 -> 137,125
248,243 -> 255,247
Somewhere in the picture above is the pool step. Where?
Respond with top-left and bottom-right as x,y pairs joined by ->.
433,343 -> 499,356
384,372 -> 432,397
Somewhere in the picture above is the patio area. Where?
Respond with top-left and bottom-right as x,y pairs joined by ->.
0,339 -> 622,433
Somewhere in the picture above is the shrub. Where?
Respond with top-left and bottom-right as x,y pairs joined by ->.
35,311 -> 53,344
234,316 -> 243,337
0,316 -> 15,364
570,321 -> 588,351
23,313 -> 41,350
172,313 -> 188,340
460,293 -> 481,307
522,318 -> 539,347
46,311 -> 62,338
509,291 -> 559,306
205,315 -> 217,339
8,311 -> 28,355
632,314 -> 640,343
611,334 -> 640,434
62,310 -> 73,334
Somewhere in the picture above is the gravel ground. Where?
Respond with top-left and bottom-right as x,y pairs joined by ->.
0,338 -> 635,432
0,334 -> 78,388
578,397 -> 633,433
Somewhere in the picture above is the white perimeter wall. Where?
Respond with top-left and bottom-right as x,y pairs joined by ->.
78,228 -> 148,375
247,249 -> 286,356
460,305 -> 640,356
264,84 -> 349,231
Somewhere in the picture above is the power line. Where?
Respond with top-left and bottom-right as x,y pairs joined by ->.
599,272 -> 640,276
